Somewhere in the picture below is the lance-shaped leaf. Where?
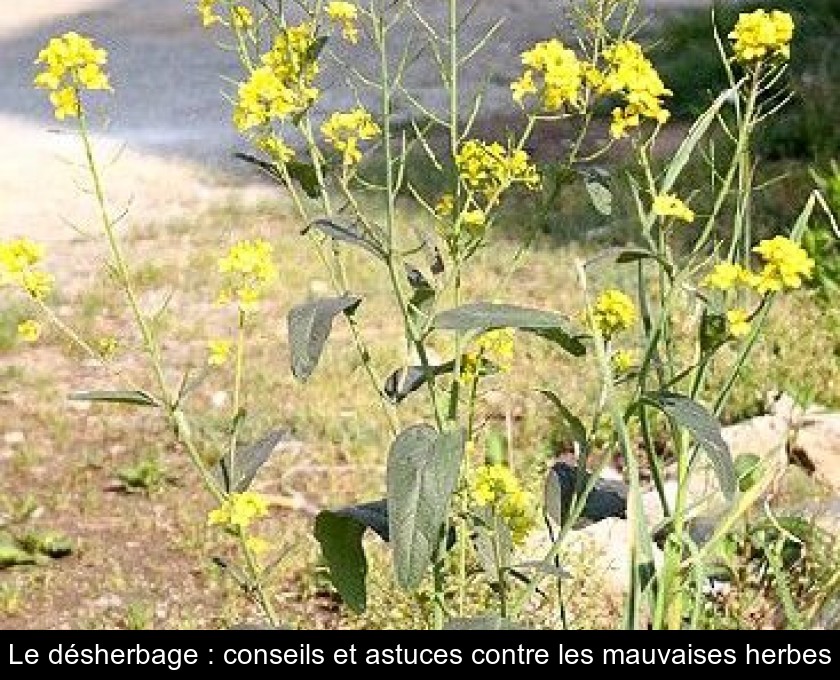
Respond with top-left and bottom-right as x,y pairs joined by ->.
68,390 -> 160,408
538,389 -> 587,448
387,425 -> 464,589
213,429 -> 292,493
288,295 -> 362,381
234,153 -> 321,199
433,302 -> 586,357
641,391 -> 736,498
304,219 -> 386,260
314,499 -> 388,614
584,178 -> 612,216
383,361 -> 455,404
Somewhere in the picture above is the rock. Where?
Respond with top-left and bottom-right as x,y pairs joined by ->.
3,431 -> 25,446
93,594 -> 123,610
544,461 -> 627,527
791,413 -> 840,492
563,518 -> 664,596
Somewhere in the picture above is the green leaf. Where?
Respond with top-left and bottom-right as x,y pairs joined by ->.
287,161 -> 321,199
68,390 -> 160,408
700,310 -> 728,353
584,179 -> 612,216
405,266 -> 436,323
288,295 -> 362,381
17,531 -> 72,558
642,391 -> 736,498
304,219 -> 386,260
0,543 -> 36,568
383,361 -> 455,404
444,615 -> 523,630
472,508 -> 513,583
213,429 -> 291,493
538,389 -> 587,447
387,425 -> 464,589
314,500 -> 387,613
433,303 -> 586,357
615,248 -> 674,276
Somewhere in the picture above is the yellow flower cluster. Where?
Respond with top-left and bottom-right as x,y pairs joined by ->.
598,41 -> 671,139
207,491 -> 270,530
653,193 -> 695,223
217,239 -> 278,312
752,235 -> 814,293
231,5 -> 254,29
511,39 -> 583,111
0,238 -> 54,300
232,23 -> 320,132
726,309 -> 752,339
321,108 -> 380,166
470,464 -> 534,545
729,10 -> 794,64
34,32 -> 111,120
462,328 -> 515,383
17,320 -> 42,343
704,236 -> 813,295
590,288 -> 636,339
456,140 -> 539,199
326,2 -> 360,44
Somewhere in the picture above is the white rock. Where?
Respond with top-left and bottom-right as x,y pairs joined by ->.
3,431 -> 25,446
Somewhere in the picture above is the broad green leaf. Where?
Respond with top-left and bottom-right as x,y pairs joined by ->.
584,179 -> 612,216
213,429 -> 291,493
472,508 -> 512,583
433,303 -> 586,357
642,391 -> 736,498
387,425 -> 464,589
314,500 -> 387,613
68,390 -> 159,408
304,219 -> 386,260
288,295 -> 362,381
444,615 -> 523,630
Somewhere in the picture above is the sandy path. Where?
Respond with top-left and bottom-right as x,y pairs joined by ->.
0,0 -> 720,247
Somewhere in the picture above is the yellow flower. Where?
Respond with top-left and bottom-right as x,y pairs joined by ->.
729,10 -> 794,64
599,41 -> 671,138
652,193 -> 695,223
326,2 -> 360,44
207,339 -> 233,366
726,309 -> 752,338
231,5 -> 254,30
34,32 -> 111,118
611,348 -> 635,374
0,238 -> 53,300
245,535 -> 271,556
461,328 -> 515,383
17,320 -> 42,343
321,108 -> 380,165
232,23 -> 320,132
435,193 -> 455,217
462,208 -> 487,234
470,464 -> 535,545
256,136 -> 295,164
455,140 -> 539,200
49,87 -> 79,120
217,239 -> 278,312
590,288 -> 636,339
703,262 -> 754,291
207,491 -> 270,530
512,39 -> 583,111
97,336 -> 119,358
197,0 -> 221,27
752,235 -> 814,293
